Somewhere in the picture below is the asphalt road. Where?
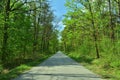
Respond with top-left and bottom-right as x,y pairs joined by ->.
13,51 -> 104,80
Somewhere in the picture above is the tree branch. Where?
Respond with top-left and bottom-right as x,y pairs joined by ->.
10,0 -> 19,10
10,0 -> 28,11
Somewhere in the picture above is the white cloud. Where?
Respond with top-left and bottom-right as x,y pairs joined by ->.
57,21 -> 65,32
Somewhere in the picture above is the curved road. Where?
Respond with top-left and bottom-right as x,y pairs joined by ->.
13,51 -> 104,80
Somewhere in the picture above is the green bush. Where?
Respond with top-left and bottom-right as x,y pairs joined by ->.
0,65 -> 3,73
110,57 -> 120,68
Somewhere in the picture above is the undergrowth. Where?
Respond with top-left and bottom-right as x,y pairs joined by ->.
67,51 -> 120,80
0,53 -> 52,80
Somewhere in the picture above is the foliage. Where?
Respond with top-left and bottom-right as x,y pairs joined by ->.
61,0 -> 120,79
0,53 -> 50,80
0,0 -> 59,75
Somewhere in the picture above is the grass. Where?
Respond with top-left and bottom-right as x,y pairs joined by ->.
67,52 -> 120,80
0,53 -> 52,80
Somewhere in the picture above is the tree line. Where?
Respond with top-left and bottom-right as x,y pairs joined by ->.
0,0 -> 59,69
61,0 -> 120,69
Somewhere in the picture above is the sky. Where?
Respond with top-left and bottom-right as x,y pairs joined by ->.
50,0 -> 66,18
49,0 -> 67,31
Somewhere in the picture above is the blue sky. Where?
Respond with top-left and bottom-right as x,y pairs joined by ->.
49,0 -> 66,31
50,0 -> 66,18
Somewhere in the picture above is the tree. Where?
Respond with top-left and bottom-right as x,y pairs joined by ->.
0,0 -> 59,68
1,0 -> 10,65
62,0 -> 120,59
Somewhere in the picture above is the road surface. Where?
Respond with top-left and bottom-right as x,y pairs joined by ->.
13,51 -> 104,80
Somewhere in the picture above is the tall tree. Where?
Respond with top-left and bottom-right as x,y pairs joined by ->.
0,0 -> 59,68
62,0 -> 120,59
1,0 -> 10,64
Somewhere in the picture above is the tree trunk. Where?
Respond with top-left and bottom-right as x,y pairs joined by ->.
87,0 -> 100,58
118,0 -> 120,19
33,2 -> 38,54
1,0 -> 10,66
108,0 -> 115,41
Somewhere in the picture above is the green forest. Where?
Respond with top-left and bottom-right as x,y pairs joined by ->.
0,0 -> 120,80
61,0 -> 120,80
0,0 -> 59,79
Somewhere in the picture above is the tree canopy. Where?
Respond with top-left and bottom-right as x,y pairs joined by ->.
0,0 -> 59,68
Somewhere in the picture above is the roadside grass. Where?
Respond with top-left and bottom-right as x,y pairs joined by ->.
0,53 -> 52,80
67,52 -> 120,80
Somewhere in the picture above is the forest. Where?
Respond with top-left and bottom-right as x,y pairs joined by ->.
61,0 -> 120,79
0,0 -> 120,80
0,0 -> 59,79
